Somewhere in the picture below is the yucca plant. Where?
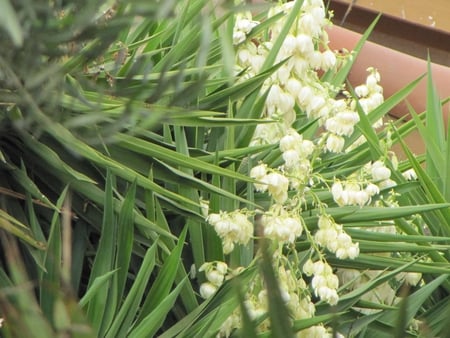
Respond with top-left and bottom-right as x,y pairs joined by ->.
1,0 -> 450,337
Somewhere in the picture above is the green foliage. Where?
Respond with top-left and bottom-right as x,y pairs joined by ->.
1,0 -> 450,337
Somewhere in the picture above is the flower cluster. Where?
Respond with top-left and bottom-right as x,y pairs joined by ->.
279,129 -> 315,188
240,258 -> 338,337
370,160 -> 396,189
198,261 -> 229,299
353,67 -> 384,125
237,0 -> 354,147
303,259 -> 339,305
199,0 -> 425,336
206,210 -> 253,254
250,164 -> 290,204
331,159 -> 395,207
331,180 -> 379,207
233,12 -> 259,45
261,206 -> 303,244
314,215 -> 359,259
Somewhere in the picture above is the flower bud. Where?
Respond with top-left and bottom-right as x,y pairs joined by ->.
303,259 -> 314,276
206,270 -> 224,286
200,282 -> 218,299
296,34 -> 314,55
326,134 -> 345,153
371,161 -> 391,181
321,50 -> 337,70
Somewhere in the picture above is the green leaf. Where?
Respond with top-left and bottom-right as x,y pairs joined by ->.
85,171 -> 116,334
114,180 -> 137,307
374,274 -> 449,335
0,209 -> 46,250
199,62 -> 284,109
135,226 -> 188,325
105,242 -> 157,338
115,133 -> 255,185
0,0 -> 23,46
328,254 -> 450,274
40,186 -> 69,324
79,270 -> 118,308
21,133 -> 97,184
129,277 -> 188,338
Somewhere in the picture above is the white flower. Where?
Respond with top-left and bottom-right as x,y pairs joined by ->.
232,212 -> 254,243
300,325 -> 330,338
296,34 -> 314,55
206,213 -> 221,225
317,286 -> 339,305
235,18 -> 258,34
250,122 -> 285,146
300,139 -> 315,157
365,183 -> 380,196
303,259 -> 314,276
250,163 -> 268,192
311,5 -> 326,23
206,269 -> 224,286
282,34 -> 298,55
267,84 -> 282,115
298,13 -> 320,37
336,242 -> 359,259
277,65 -> 291,85
215,261 -> 228,275
347,243 -> 360,259
250,163 -> 267,179
366,72 -> 380,89
371,161 -> 391,181
206,210 -> 253,254
297,86 -> 314,107
353,190 -> 370,206
355,84 -> 369,98
378,178 -> 397,189
284,216 -> 303,238
285,78 -> 302,96
325,110 -> 359,137
309,50 -> 323,69
264,172 -> 289,204
250,54 -> 265,73
310,260 -> 340,305
402,168 -> 417,180
283,149 -> 300,167
237,47 -> 252,65
287,55 -> 308,78
200,282 -> 218,299
318,215 -> 333,229
326,134 -> 345,153
262,213 -> 302,243
280,131 -> 301,152
198,262 -> 228,288
321,50 -> 337,70
331,182 -> 342,196
278,91 -> 296,114
370,92 -> 384,106
233,30 -> 246,45
222,239 -> 234,254
307,95 -> 326,116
